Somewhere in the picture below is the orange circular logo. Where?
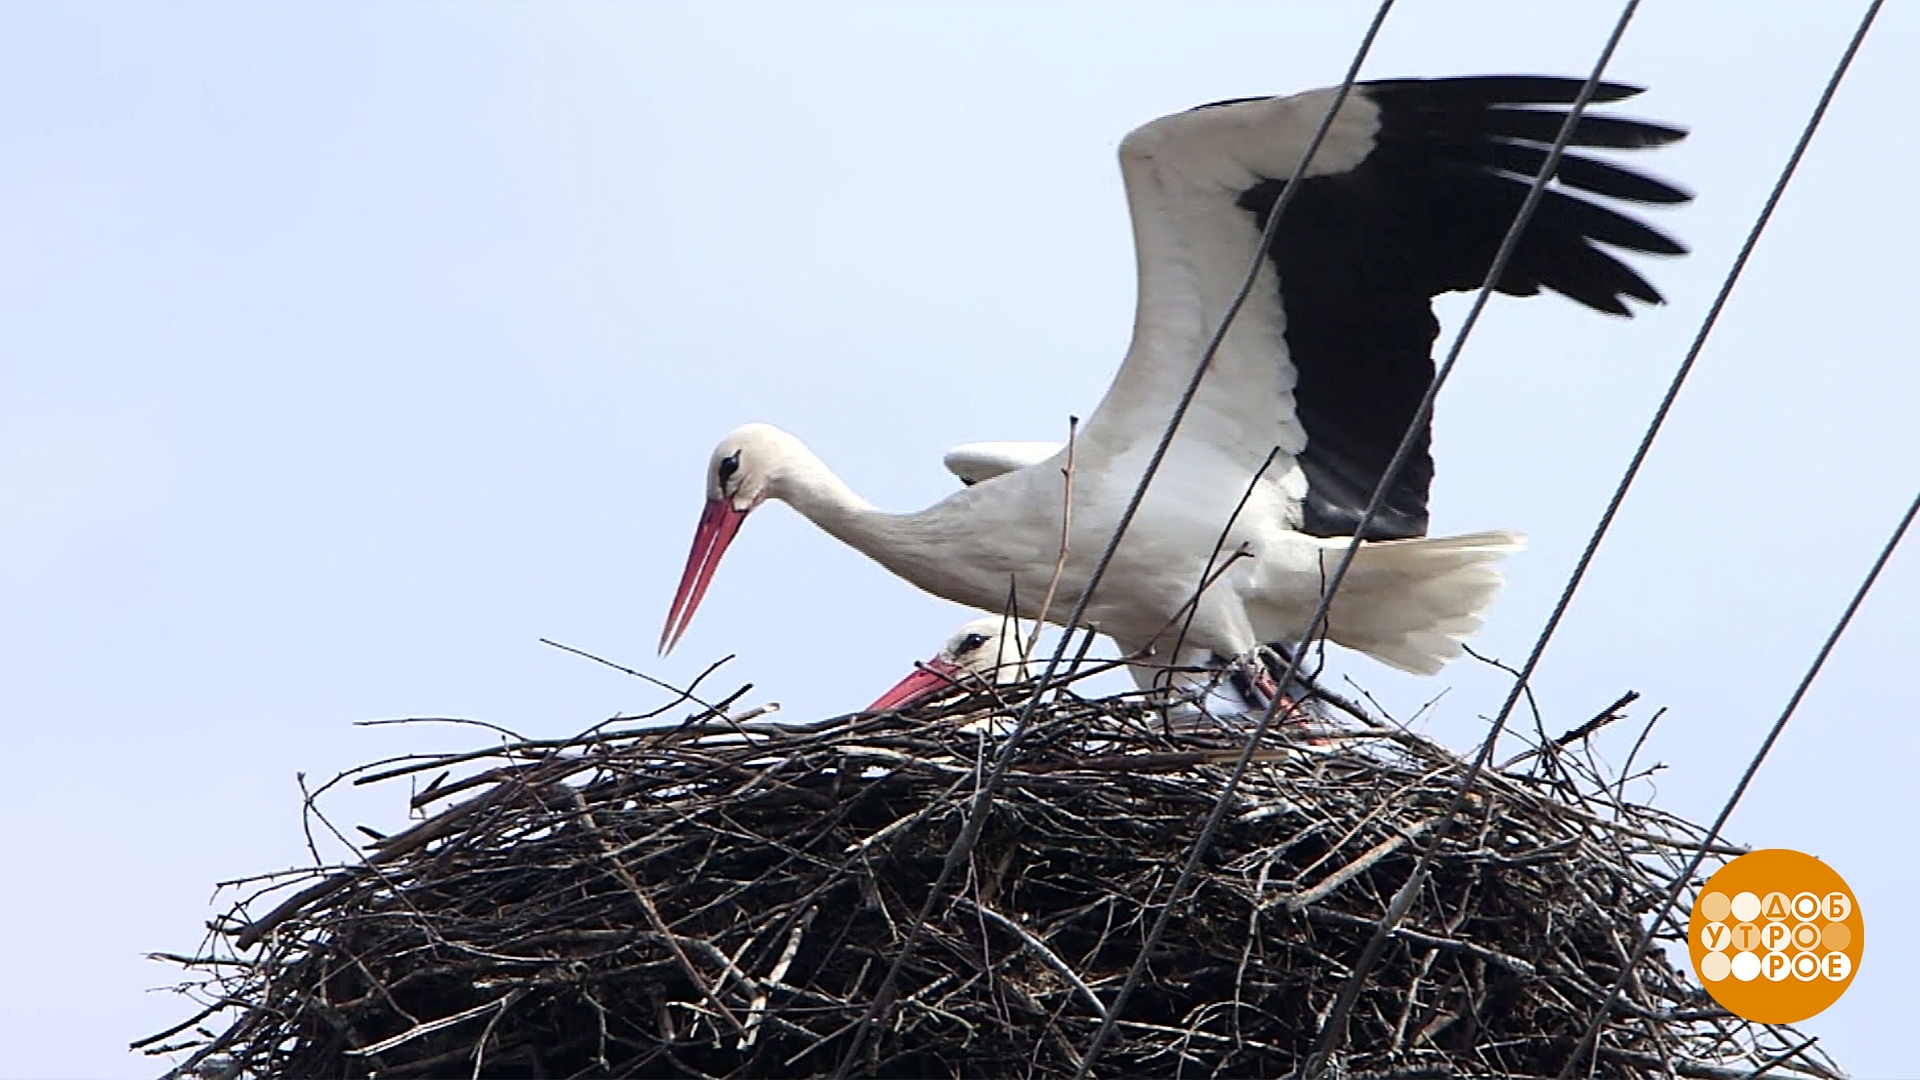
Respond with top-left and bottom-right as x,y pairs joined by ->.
1688,848 -> 1862,1023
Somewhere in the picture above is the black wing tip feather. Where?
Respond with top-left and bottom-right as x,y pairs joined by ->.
1360,74 -> 1691,315
1360,76 -> 1688,151
1362,75 -> 1648,105
1194,75 -> 1647,115
1195,77 -> 1687,150
1237,73 -> 1691,540
1481,107 -> 1688,150
1367,74 -> 1635,102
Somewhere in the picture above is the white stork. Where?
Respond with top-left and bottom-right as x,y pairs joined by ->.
659,76 -> 1688,680
869,611 -> 1327,742
867,615 -> 1033,712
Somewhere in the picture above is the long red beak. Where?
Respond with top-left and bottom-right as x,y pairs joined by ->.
867,658 -> 964,712
659,497 -> 749,654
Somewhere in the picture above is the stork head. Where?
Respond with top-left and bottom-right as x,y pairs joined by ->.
658,423 -> 799,654
868,615 -> 1033,712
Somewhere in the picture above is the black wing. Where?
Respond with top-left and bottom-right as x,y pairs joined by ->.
1227,76 -> 1690,539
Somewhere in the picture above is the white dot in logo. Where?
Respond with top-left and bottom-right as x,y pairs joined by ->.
1700,950 -> 1731,982
1793,952 -> 1821,981
1731,891 -> 1761,923
1731,951 -> 1761,981
1762,951 -> 1792,981
1792,891 -> 1821,921
1824,891 -> 1853,921
1760,922 -> 1790,952
1699,891 -> 1731,922
1824,951 -> 1853,981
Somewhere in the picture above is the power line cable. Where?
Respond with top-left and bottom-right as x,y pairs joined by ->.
828,5 -> 1399,1073
1314,6 -> 1884,1072
1077,5 -> 1647,1077
1481,0 -> 1884,838
1554,16 -> 1887,1072
1566,487 -> 1913,1077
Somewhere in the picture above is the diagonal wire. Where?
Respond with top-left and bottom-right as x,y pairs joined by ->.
1072,6 -> 1647,1077
1559,6 -> 1885,1072
827,4 -> 1399,1074
1481,0 -> 1884,848
1313,6 -> 1883,1074
1565,489 -> 1915,1078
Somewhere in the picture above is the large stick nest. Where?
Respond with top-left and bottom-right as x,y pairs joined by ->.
144,668 -> 1844,1079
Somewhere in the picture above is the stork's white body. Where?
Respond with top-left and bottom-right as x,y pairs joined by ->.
907,448 -> 1303,656
708,423 -> 1513,673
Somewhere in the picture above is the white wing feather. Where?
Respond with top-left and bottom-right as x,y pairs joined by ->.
942,441 -> 1063,486
1077,89 -> 1382,486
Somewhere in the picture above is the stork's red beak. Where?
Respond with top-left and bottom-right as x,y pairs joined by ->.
867,658 -> 964,712
659,498 -> 749,654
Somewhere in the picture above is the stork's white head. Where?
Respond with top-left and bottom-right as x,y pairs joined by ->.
659,423 -> 805,654
868,615 -> 1033,712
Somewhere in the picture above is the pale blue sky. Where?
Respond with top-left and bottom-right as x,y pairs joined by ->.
1,3 -> 1914,1076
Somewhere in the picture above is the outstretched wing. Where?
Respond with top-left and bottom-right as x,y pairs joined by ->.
1080,75 -> 1689,539
942,441 -> 1064,486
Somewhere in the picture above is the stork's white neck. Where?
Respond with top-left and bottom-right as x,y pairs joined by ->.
767,438 -> 925,575
775,451 -> 874,536
743,425 -> 1018,616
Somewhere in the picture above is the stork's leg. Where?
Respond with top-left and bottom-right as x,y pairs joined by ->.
1150,663 -> 1227,736
1142,644 -> 1329,743
1221,650 -> 1290,717
1220,646 -> 1330,744
1134,650 -> 1244,737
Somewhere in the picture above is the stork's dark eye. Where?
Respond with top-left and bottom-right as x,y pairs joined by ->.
957,633 -> 989,653
716,451 -> 741,486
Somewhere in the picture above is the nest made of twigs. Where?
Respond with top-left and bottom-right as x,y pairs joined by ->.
144,669 -> 1845,1079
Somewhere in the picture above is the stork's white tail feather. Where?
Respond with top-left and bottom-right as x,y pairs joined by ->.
1321,530 -> 1526,675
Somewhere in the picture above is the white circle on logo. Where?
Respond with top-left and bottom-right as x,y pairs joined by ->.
1699,921 -> 1729,953
1823,951 -> 1853,981
1700,950 -> 1731,982
1760,922 -> 1790,952
1824,891 -> 1853,921
1731,951 -> 1761,981
1792,891 -> 1821,921
1792,952 -> 1821,982
1792,922 -> 1821,950
1762,951 -> 1792,981
1731,891 -> 1761,923
1699,891 -> 1731,922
